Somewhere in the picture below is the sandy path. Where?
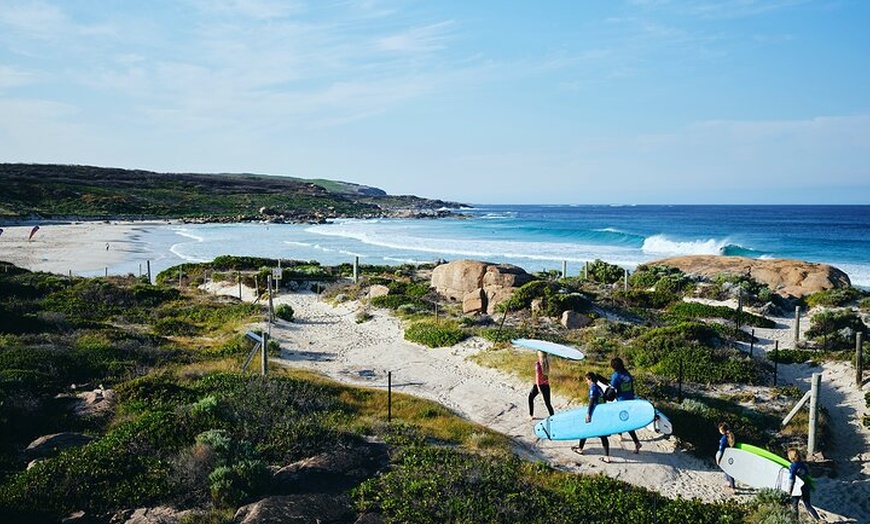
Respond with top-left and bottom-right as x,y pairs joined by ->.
208,288 -> 869,522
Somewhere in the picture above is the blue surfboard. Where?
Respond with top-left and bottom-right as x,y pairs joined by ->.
511,339 -> 585,360
535,399 -> 655,440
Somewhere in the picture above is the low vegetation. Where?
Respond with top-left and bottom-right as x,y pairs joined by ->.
0,254 -> 860,523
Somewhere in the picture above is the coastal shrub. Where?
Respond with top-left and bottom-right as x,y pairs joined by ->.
669,396 -> 775,455
275,303 -> 294,322
628,322 -> 720,366
768,349 -> 820,365
667,302 -> 776,328
805,287 -> 862,308
496,280 -> 589,317
207,460 -> 270,507
806,310 -> 868,349
586,259 -> 626,285
371,294 -> 430,311
616,288 -> 679,309
477,326 -> 531,344
354,446 -> 745,524
860,297 -> 870,311
404,320 -> 468,348
631,264 -> 691,291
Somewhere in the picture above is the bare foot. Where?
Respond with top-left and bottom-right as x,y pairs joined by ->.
601,456 -> 611,463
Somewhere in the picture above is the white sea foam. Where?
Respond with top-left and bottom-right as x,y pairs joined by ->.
641,234 -> 729,256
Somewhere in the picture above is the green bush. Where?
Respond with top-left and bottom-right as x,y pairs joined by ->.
275,304 -> 294,322
405,321 -> 468,348
371,294 -> 430,311
208,460 -> 270,507
806,310 -> 868,349
805,287 -> 863,308
586,259 -> 626,285
667,302 -> 776,328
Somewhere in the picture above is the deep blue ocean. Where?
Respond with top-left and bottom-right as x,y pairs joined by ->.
109,205 -> 870,289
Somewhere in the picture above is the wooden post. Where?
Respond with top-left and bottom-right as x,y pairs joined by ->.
267,275 -> 274,323
260,330 -> 268,377
105,267 -> 108,277
387,371 -> 392,423
749,328 -> 755,357
807,372 -> 821,455
147,260 -> 151,284
857,332 -> 864,388
138,263 -> 142,277
353,256 -> 359,283
238,271 -> 242,300
623,268 -> 628,292
583,261 -> 588,280
561,260 -> 567,279
68,269 -> 72,279
678,357 -> 684,402
794,306 -> 801,347
254,275 -> 259,298
773,340 -> 779,386
736,294 -> 743,332
178,267 -> 182,286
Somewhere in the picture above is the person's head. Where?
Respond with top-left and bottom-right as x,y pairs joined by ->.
537,351 -> 550,372
584,371 -> 597,385
718,422 -> 730,435
787,448 -> 802,462
610,357 -> 626,372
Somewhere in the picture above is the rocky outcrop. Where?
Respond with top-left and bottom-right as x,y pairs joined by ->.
122,506 -> 192,524
649,256 -> 851,298
25,432 -> 95,459
271,439 -> 390,495
234,493 -> 356,524
431,260 -> 534,314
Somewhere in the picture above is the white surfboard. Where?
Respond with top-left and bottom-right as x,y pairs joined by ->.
511,339 -> 585,360
719,447 -> 804,495
646,409 -> 673,435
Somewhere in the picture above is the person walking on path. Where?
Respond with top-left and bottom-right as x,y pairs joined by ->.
609,357 -> 642,453
571,371 -> 611,462
715,422 -> 736,494
787,448 -> 822,522
528,351 -> 554,420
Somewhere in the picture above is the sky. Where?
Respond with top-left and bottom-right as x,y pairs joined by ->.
1,0 -> 869,205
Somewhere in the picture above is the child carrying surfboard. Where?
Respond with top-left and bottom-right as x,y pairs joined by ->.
528,351 -> 555,420
787,448 -> 822,522
571,372 -> 611,462
610,357 -> 642,454
716,422 -> 737,494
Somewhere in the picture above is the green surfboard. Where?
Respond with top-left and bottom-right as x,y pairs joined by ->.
735,443 -> 815,488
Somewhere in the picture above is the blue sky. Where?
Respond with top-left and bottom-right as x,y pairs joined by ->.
1,0 -> 868,204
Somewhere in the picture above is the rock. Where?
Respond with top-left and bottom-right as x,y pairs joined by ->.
561,310 -> 592,329
73,388 -> 116,417
25,432 -> 95,459
648,256 -> 850,299
431,260 -> 534,314
234,493 -> 356,524
367,284 -> 390,299
272,439 -> 389,494
123,506 -> 191,524
462,289 -> 486,314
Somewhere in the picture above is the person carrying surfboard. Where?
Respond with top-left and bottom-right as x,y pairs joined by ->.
715,422 -> 737,494
528,351 -> 555,420
571,371 -> 611,462
609,357 -> 642,454
787,448 -> 822,522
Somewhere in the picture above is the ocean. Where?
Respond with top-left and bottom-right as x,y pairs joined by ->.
106,205 -> 870,289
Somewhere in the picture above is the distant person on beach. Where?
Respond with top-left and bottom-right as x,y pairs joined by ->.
787,448 -> 822,521
715,422 -> 736,494
610,357 -> 642,453
571,371 -> 610,462
528,351 -> 554,419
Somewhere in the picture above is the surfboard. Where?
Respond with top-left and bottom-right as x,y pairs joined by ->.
511,339 -> 585,360
647,409 -> 673,435
720,447 -> 804,495
735,443 -> 814,489
534,399 -> 655,440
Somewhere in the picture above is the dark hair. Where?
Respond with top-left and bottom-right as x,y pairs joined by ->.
584,371 -> 597,381
610,357 -> 626,373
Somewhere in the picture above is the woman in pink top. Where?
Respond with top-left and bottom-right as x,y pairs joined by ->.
528,351 -> 555,419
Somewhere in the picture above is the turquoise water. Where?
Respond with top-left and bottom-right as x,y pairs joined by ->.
104,205 -> 870,288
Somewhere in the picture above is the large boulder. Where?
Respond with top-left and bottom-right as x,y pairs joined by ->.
271,438 -> 390,494
649,256 -> 851,299
234,493 -> 356,524
25,432 -> 95,459
431,260 -> 534,314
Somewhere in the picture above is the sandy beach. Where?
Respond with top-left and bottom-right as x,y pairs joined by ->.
0,221 -> 164,276
2,222 -> 868,522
